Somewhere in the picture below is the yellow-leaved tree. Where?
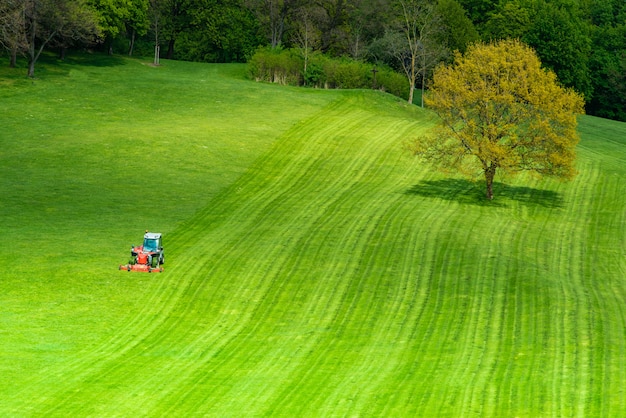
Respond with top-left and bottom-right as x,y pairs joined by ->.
412,39 -> 585,200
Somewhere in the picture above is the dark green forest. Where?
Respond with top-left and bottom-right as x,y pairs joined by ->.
2,0 -> 625,120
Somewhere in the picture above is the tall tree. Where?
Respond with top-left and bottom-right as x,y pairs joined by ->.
246,0 -> 301,48
393,0 -> 447,106
436,0 -> 479,54
315,0 -> 353,54
291,4 -> 321,82
157,0 -> 189,59
342,0 -> 390,59
523,0 -> 592,100
411,40 -> 584,200
483,0 -> 531,40
179,0 -> 261,62
23,0 -> 99,77
51,0 -> 100,59
583,0 -> 626,120
0,0 -> 26,67
457,0 -> 497,29
87,0 -> 133,54
125,0 -> 149,56
149,0 -> 162,63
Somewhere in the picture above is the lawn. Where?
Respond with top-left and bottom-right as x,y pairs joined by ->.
1,53 -> 625,416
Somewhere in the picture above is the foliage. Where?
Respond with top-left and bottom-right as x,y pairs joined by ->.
413,39 -> 585,200
457,0 -> 498,28
584,0 -> 626,121
482,0 -> 531,40
324,57 -> 366,88
18,0 -> 101,76
587,26 -> 626,121
87,0 -> 131,41
460,0 -> 626,120
247,46 -> 409,98
245,0 -> 302,48
436,0 -> 479,53
371,65 -> 408,98
247,46 -> 302,84
175,0 -> 262,62
522,0 -> 592,100
2,0 -> 626,121
0,0 -> 28,66
390,0 -> 448,106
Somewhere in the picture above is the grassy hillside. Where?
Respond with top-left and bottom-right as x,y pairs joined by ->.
1,54 -> 625,417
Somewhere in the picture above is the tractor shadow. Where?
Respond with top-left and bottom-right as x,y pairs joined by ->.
405,178 -> 564,209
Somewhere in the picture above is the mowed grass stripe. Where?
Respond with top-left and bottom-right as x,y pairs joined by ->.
576,164 -> 626,416
161,99 -> 432,414
17,91 -> 428,414
252,136 -> 448,415
8,104 -> 339,413
155,100 -> 424,412
337,187 -> 474,416
4,55 -> 626,417
165,103 -> 424,414
23,98 -> 367,414
286,189 -> 500,414
554,161 -> 598,417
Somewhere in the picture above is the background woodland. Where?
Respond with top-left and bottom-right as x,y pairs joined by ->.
1,0 -> 625,121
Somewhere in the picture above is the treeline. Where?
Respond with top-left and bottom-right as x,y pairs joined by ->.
1,0 -> 625,121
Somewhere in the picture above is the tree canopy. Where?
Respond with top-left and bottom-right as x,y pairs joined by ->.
412,39 -> 585,200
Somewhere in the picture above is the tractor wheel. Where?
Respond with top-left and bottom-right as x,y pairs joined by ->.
151,256 -> 159,268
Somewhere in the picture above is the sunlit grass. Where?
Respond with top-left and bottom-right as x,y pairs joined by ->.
1,52 -> 625,416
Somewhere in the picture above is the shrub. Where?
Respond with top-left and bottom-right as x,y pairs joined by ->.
247,48 -> 411,102
376,67 -> 410,100
247,47 -> 302,85
303,55 -> 326,87
331,59 -> 369,89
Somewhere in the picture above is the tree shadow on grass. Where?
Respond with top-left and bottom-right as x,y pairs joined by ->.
59,52 -> 127,68
405,178 -> 564,209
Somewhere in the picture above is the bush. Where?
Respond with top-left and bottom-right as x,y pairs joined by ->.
376,68 -> 410,101
303,59 -> 325,87
329,59 -> 370,89
247,48 -> 411,102
247,47 -> 302,85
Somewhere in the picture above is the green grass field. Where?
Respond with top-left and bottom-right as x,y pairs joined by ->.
1,53 -> 625,417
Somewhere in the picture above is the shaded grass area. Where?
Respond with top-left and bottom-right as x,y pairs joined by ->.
406,179 -> 565,208
1,53 -> 626,416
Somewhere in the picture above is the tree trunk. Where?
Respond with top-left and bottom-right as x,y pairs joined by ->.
28,57 -> 35,77
420,54 -> 426,108
484,165 -> 496,200
27,11 -> 36,77
421,74 -> 425,108
166,39 -> 175,59
10,48 -> 17,68
128,29 -> 136,56
408,55 -> 417,104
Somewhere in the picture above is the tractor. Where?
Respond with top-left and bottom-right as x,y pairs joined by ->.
119,231 -> 164,272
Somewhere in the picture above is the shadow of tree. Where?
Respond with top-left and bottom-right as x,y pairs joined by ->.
405,178 -> 564,208
60,52 -> 127,68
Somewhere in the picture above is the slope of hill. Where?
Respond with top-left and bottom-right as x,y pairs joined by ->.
1,54 -> 625,416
